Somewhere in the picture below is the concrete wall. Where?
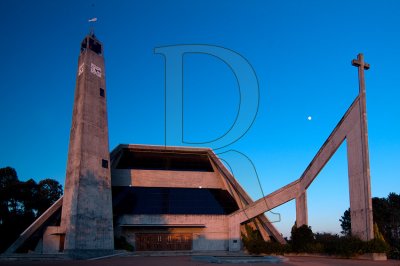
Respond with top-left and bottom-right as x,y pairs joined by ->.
42,226 -> 63,254
111,169 -> 224,189
117,214 -> 229,251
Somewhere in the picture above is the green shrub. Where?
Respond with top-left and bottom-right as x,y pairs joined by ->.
242,225 -> 287,254
242,224 -> 391,258
314,232 -> 340,255
364,238 -> 390,254
290,223 -> 314,253
388,242 -> 399,260
262,240 -> 288,254
314,233 -> 365,257
241,225 -> 266,254
314,232 -> 389,257
336,236 -> 365,258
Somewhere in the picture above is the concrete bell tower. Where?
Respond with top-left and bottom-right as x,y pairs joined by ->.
60,33 -> 114,258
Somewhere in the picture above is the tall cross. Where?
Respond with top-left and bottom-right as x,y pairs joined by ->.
352,53 -> 370,95
351,54 -> 371,226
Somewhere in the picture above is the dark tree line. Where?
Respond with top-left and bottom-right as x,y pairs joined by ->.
0,166 -> 62,253
340,192 -> 400,258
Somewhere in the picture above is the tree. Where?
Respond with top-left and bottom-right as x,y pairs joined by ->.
36,179 -> 63,216
0,167 -> 18,189
291,222 -> 314,252
0,167 -> 24,252
18,178 -> 39,218
0,167 -> 19,216
387,193 -> 400,241
0,166 -> 63,253
340,208 -> 351,236
340,193 -> 400,259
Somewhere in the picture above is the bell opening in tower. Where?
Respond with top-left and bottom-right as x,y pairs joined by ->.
80,35 -> 102,55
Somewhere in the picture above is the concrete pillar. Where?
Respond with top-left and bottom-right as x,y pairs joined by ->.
347,122 -> 374,241
348,54 -> 373,241
296,191 -> 308,227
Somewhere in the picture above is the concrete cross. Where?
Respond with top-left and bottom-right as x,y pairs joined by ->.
352,53 -> 370,70
352,53 -> 370,94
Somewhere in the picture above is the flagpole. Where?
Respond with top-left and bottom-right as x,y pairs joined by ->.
88,17 -> 97,35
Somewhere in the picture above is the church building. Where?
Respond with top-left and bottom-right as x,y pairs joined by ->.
5,33 -> 283,258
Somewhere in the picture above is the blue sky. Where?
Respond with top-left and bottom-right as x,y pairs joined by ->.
0,0 -> 399,237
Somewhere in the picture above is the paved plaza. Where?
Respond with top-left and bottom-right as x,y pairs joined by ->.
0,255 -> 399,266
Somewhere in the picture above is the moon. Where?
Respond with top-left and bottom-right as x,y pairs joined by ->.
307,116 -> 312,121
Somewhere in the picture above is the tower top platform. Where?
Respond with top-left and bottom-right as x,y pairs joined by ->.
80,33 -> 103,55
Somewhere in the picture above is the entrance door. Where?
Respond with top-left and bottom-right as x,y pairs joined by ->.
136,233 -> 192,251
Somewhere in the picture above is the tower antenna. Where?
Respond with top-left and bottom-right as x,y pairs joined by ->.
88,17 -> 98,35
88,3 -> 97,35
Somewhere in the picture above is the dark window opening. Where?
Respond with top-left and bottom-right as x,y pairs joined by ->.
100,88 -> 105,97
112,187 -> 239,215
102,159 -> 109,169
116,149 -> 214,172
81,36 -> 102,55
59,234 -> 65,252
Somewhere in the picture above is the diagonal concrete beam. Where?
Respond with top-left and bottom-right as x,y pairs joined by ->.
298,96 -> 360,191
208,151 -> 286,244
230,179 -> 300,224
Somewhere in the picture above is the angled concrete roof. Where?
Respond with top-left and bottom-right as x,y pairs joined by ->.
110,144 -> 285,244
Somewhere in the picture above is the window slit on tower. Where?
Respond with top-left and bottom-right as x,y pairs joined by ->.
100,88 -> 105,97
102,159 -> 109,169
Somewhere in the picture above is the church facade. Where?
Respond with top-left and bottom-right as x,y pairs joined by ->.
110,144 -> 280,252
